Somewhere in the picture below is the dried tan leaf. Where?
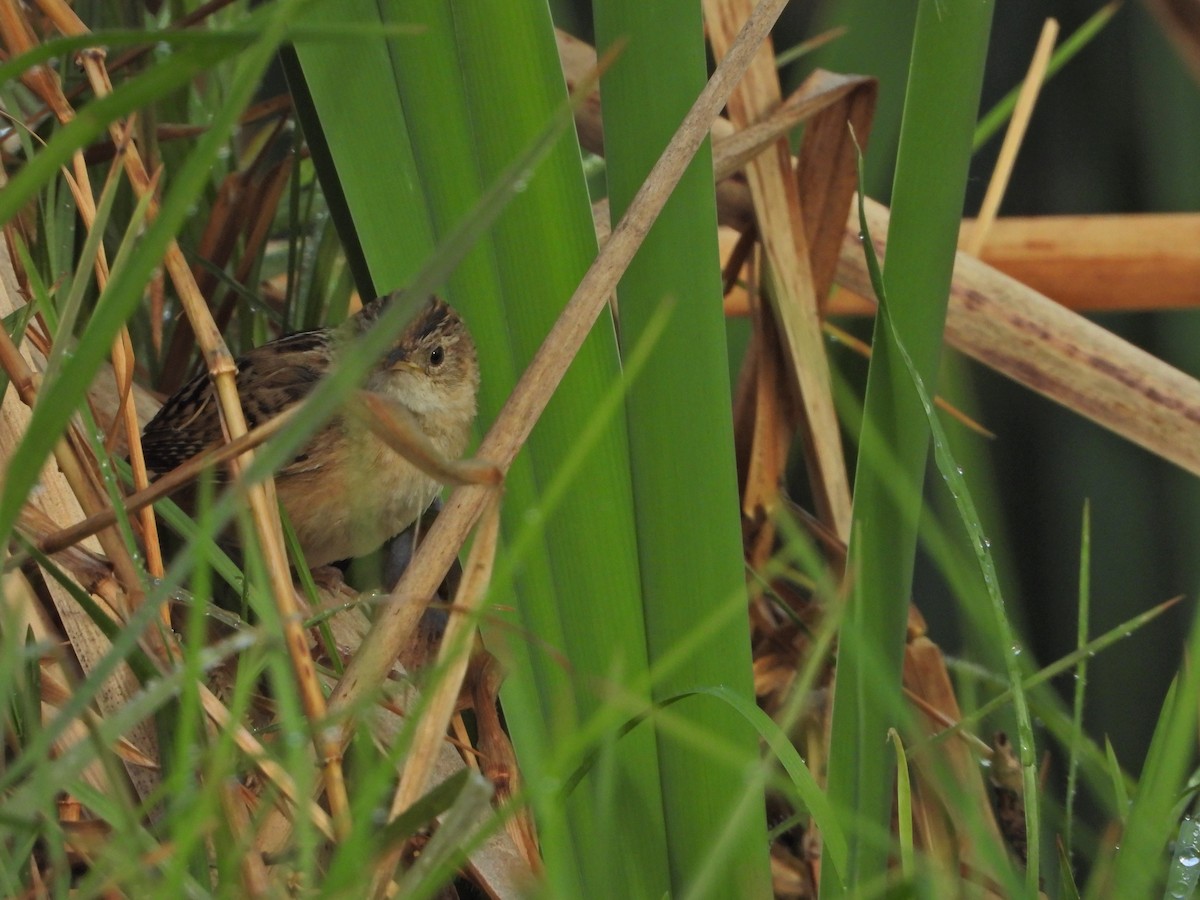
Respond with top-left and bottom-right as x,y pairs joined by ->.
706,1 -> 854,540
902,633 -> 1009,885
842,197 -> 1200,478
791,70 -> 878,305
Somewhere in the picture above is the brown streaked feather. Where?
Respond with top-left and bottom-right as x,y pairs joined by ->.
140,328 -> 334,474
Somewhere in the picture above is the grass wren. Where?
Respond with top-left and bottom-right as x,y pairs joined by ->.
140,294 -> 480,567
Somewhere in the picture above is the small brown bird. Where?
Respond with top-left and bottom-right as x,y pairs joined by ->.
141,294 -> 479,567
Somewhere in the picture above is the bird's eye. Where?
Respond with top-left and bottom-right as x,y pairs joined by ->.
429,345 -> 445,367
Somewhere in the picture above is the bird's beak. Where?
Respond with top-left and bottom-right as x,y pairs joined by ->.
384,347 -> 419,371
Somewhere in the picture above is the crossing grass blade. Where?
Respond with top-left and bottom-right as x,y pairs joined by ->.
821,0 -> 995,892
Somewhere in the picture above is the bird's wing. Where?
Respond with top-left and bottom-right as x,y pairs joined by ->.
140,330 -> 331,475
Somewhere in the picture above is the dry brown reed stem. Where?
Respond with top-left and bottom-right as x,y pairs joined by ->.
370,499 -> 502,898
328,0 -> 792,726
30,0 -> 353,834
844,196 -> 1200,478
964,213 -> 1200,313
966,18 -> 1058,257
34,406 -> 301,557
218,778 -> 272,897
745,213 -> 1200,316
196,685 -> 337,841
705,0 -> 852,541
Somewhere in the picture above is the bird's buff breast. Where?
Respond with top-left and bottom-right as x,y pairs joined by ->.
276,429 -> 442,567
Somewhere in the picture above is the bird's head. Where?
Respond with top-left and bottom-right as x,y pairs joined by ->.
359,295 -> 479,425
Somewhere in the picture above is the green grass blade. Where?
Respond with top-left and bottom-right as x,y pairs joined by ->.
1108,649 -> 1200,896
1059,836 -> 1084,900
823,1 -> 995,890
930,594 -> 1178,740
889,728 -> 915,881
1162,813 -> 1200,900
854,160 -> 1040,888
1067,501 -> 1093,857
593,2 -> 770,895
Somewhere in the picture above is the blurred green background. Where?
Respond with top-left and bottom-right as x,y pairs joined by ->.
550,0 -> 1200,785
